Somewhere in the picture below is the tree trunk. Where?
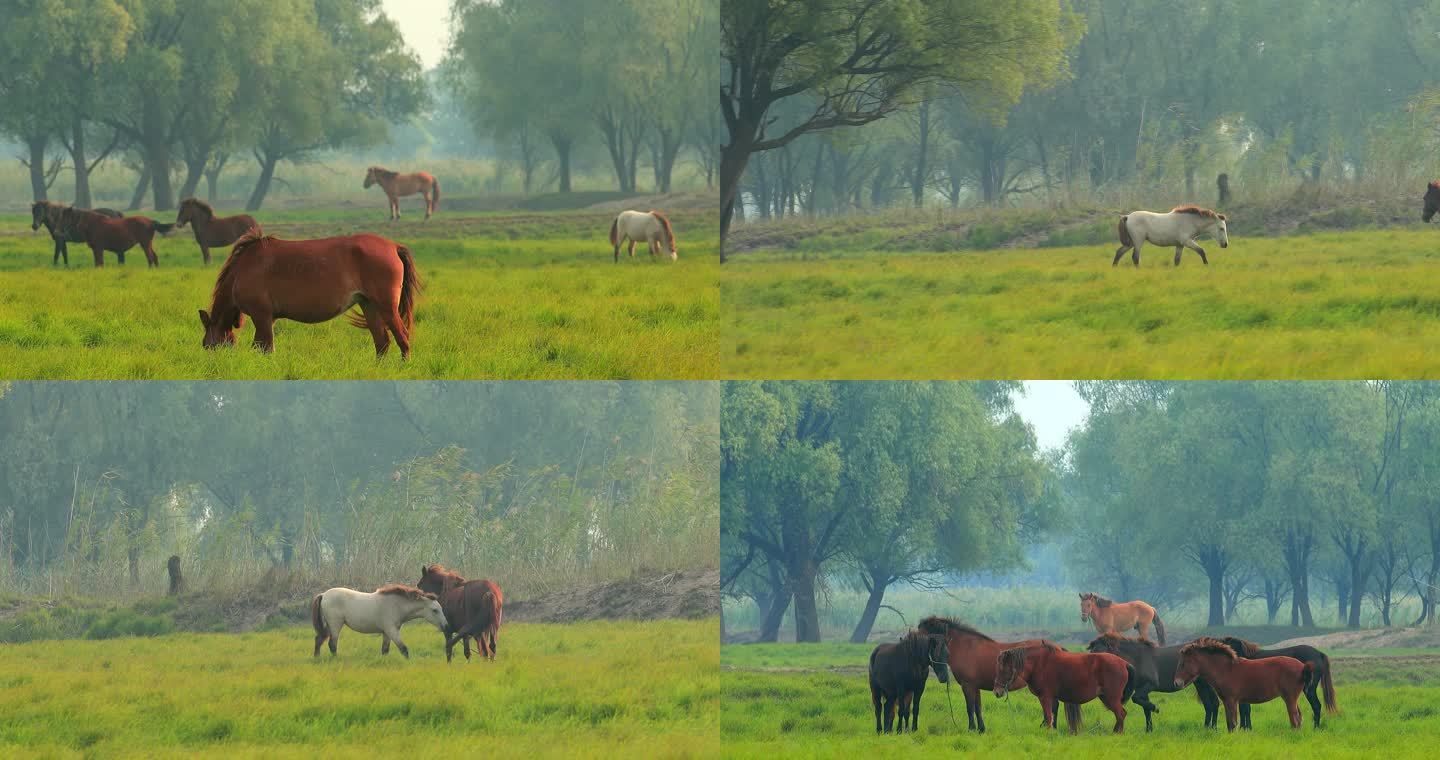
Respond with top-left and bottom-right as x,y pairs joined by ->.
1335,574 -> 1349,623
26,135 -> 48,202
146,139 -> 175,211
910,101 -> 930,208
790,560 -> 822,643
167,555 -> 184,595
246,154 -> 278,211
757,589 -> 789,643
551,135 -> 573,193
179,154 -> 207,201
204,154 -> 228,204
70,120 -> 92,208
1207,567 -> 1225,627
849,577 -> 889,643
1347,562 -> 1366,629
128,166 -> 151,211
1284,532 -> 1316,627
719,134 -> 755,259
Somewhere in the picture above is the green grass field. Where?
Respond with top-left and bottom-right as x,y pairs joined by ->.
723,228 -> 1440,379
0,205 -> 717,379
721,642 -> 1440,758
0,618 -> 719,758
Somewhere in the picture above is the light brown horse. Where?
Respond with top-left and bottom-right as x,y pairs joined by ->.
61,206 -> 172,268
364,166 -> 439,220
1080,592 -> 1166,644
416,564 -> 503,663
199,229 -> 421,357
917,616 -> 1066,733
175,198 -> 259,265
1174,637 -> 1312,731
996,643 -> 1135,734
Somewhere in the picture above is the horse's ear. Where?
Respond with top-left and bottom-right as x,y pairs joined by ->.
198,310 -> 210,327
1218,213 -> 1227,221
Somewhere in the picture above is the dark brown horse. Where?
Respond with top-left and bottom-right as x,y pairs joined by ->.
62,206 -> 170,268
416,564 -> 503,663
364,166 -> 439,220
868,631 -> 950,734
917,616 -> 1062,733
199,229 -> 420,357
1174,637 -> 1311,731
1423,181 -> 1440,222
1080,592 -> 1166,644
1220,636 -> 1336,729
996,643 -> 1135,734
1086,633 -> 1220,731
175,198 -> 259,265
31,201 -> 122,266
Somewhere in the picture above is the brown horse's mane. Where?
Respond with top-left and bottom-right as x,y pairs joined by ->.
649,209 -> 677,250
917,615 -> 994,641
423,563 -> 468,587
210,228 -> 268,305
368,166 -> 398,181
1083,592 -> 1114,608
1171,204 -> 1227,221
375,583 -> 437,602
1092,632 -> 1154,648
1223,637 -> 1263,657
180,197 -> 215,217
1180,637 -> 1237,660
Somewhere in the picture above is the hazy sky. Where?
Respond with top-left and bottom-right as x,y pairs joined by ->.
1014,381 -> 1089,452
381,0 -> 450,69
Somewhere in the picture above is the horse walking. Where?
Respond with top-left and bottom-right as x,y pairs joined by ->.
417,564 -> 504,663
1087,633 -> 1220,731
1174,638 -> 1311,731
917,616 -> 1061,733
1113,204 -> 1229,267
61,207 -> 171,268
199,230 -> 421,357
364,166 -> 439,220
310,584 -> 448,659
868,631 -> 950,734
610,210 -> 678,262
1220,636 -> 1336,729
175,198 -> 260,265
31,201 -> 122,266
1080,592 -> 1166,644
995,643 -> 1135,734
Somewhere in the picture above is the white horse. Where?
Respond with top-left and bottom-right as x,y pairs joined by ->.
311,583 -> 447,658
1114,205 -> 1229,267
609,209 -> 677,262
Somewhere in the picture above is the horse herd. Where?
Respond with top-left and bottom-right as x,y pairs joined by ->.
868,594 -> 1337,736
311,564 -> 503,663
23,166 -> 682,358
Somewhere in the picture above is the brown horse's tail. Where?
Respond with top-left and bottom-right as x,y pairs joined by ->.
609,216 -> 620,246
484,588 -> 502,632
152,221 -> 176,235
1320,654 -> 1338,714
310,593 -> 328,638
431,177 -> 440,211
1152,612 -> 1165,646
1122,662 -> 1137,704
1118,215 -> 1133,247
1064,702 -> 1083,733
397,244 -> 421,331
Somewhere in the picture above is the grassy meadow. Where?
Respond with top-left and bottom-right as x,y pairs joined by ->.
0,203 -> 717,379
721,642 -> 1440,759
723,228 -> 1440,379
0,618 -> 719,758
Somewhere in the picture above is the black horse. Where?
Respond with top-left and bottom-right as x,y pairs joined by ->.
1087,633 -> 1221,731
869,631 -> 950,734
1220,636 -> 1336,729
31,201 -> 123,266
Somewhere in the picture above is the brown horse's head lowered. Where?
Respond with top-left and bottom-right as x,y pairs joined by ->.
199,229 -> 264,348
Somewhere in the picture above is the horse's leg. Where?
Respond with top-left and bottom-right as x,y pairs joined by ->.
378,302 -> 411,359
1042,695 -> 1056,730
1288,695 -> 1302,729
90,243 -> 105,268
385,627 -> 409,658
143,239 -> 159,267
1185,239 -> 1209,265
313,629 -> 326,657
1240,701 -> 1252,730
614,237 -> 621,263
328,628 -> 338,656
1132,240 -> 1143,267
1135,689 -> 1157,732
1112,244 -> 1131,266
962,684 -> 979,731
1224,698 -> 1238,732
424,189 -> 432,220
1306,678 -> 1322,727
463,635 -> 473,661
628,240 -> 636,258
53,238 -> 62,266
249,310 -> 276,353
488,626 -> 497,660
381,636 -> 391,655
872,684 -> 883,734
1108,689 -> 1126,733
972,685 -> 987,733
200,243 -> 211,266
1136,620 -> 1149,641
360,302 -> 391,357
1174,245 -> 1184,266
883,693 -> 895,733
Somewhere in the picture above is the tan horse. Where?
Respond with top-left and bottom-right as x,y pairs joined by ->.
1080,592 -> 1166,645
364,166 -> 440,220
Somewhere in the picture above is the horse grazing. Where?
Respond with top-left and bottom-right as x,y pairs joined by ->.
1086,633 -> 1220,731
1114,204 -> 1229,267
175,198 -> 260,265
916,616 -> 1062,733
200,229 -> 421,357
996,643 -> 1135,734
310,583 -> 447,658
868,631 -> 950,734
30,201 -> 122,266
1424,181 -> 1440,222
1080,592 -> 1166,645
60,206 -> 171,268
416,564 -> 504,663
1174,637 -> 1311,731
364,166 -> 439,220
1220,636 -> 1336,729
610,210 -> 678,262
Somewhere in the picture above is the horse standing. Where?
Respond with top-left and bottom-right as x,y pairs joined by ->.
31,201 -> 122,266
175,198 -> 260,265
1113,204 -> 1229,267
1080,592 -> 1166,644
1173,637 -> 1311,731
916,616 -> 1061,733
417,564 -> 504,663
1220,636 -> 1336,729
310,583 -> 447,658
60,207 -> 172,268
868,631 -> 950,734
995,643 -> 1135,734
610,210 -> 678,262
364,166 -> 439,220
1086,633 -> 1220,731
199,229 -> 421,357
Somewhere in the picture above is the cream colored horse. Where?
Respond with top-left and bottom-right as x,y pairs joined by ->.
610,209 -> 677,262
1114,204 -> 1229,267
311,583 -> 447,658
364,166 -> 440,221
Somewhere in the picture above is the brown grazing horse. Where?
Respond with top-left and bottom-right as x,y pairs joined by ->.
31,201 -> 122,266
917,616 -> 1064,733
200,229 -> 420,357
868,631 -> 950,734
1174,637 -> 1311,731
61,206 -> 171,268
175,198 -> 259,265
1080,592 -> 1166,644
364,166 -> 439,220
1221,636 -> 1336,729
996,643 -> 1135,734
416,564 -> 504,663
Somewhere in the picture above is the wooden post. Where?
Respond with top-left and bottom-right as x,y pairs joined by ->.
167,555 -> 184,595
1217,173 -> 1231,206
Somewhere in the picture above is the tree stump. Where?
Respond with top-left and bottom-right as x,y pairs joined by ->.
1217,173 -> 1231,206
167,555 -> 185,596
